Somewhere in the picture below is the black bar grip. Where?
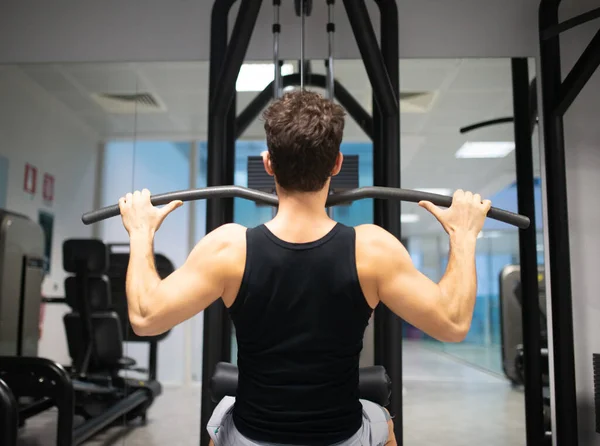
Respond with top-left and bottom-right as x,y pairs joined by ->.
82,185 -> 530,229
81,186 -> 279,225
327,187 -> 530,229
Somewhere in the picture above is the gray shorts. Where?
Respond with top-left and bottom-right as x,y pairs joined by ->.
207,397 -> 390,446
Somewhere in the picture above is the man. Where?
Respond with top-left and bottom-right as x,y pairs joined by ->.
118,91 -> 491,446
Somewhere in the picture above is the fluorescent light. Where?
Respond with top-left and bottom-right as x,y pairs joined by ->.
455,141 -> 515,159
415,188 -> 453,196
401,214 -> 420,223
236,63 -> 294,92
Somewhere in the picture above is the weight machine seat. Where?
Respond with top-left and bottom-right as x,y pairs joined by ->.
210,362 -> 392,407
107,252 -> 173,344
64,312 -> 126,370
63,239 -> 139,375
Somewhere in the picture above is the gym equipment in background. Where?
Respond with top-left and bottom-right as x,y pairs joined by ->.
0,238 -> 169,445
0,210 -> 45,357
499,265 -> 548,385
61,239 -> 162,434
499,265 -> 551,435
106,243 -> 174,381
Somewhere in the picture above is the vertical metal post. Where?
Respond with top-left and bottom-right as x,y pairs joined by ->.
326,0 -> 335,100
372,88 -> 385,369
377,2 -> 402,444
202,3 -> 231,443
539,1 -> 579,445
511,57 -> 544,446
221,95 -> 236,363
342,0 -> 402,442
202,1 -> 262,444
300,0 -> 305,90
273,0 -> 282,98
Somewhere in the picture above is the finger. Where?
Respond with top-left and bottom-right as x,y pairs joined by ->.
474,193 -> 482,204
464,190 -> 473,201
453,189 -> 464,202
118,197 -> 126,212
159,200 -> 184,218
142,188 -> 151,198
125,193 -> 133,205
418,201 -> 444,221
482,199 -> 492,212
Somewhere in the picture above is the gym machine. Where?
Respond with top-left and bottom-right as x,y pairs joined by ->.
500,265 -> 548,386
81,1 -> 533,444
0,210 -> 45,357
499,265 -> 551,434
0,219 -> 168,445
201,1 -> 400,442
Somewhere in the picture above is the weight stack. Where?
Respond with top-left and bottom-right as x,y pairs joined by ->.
594,354 -> 600,433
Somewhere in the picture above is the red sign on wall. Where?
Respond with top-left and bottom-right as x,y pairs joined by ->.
42,173 -> 55,202
24,163 -> 37,194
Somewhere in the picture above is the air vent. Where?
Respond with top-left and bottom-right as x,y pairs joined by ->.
90,92 -> 166,114
247,155 -> 359,206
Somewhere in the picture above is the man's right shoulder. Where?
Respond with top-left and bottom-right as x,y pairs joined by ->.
354,224 -> 398,258
355,224 -> 395,245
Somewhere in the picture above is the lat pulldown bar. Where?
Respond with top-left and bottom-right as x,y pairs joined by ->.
82,186 -> 530,229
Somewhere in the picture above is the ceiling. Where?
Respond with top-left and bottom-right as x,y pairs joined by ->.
15,58 -> 540,235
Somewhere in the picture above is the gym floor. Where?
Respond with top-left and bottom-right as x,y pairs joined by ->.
17,342 -> 526,446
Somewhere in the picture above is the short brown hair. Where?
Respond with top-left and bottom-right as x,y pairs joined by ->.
263,90 -> 345,192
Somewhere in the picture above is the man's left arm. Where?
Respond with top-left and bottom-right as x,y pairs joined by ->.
118,188 -> 245,337
125,224 -> 244,336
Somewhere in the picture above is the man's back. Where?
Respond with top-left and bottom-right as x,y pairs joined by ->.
227,223 -> 372,445
118,91 -> 490,446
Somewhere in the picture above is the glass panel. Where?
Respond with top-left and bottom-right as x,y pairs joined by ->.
101,140 -> 192,384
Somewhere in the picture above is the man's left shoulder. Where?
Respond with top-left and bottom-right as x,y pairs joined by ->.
216,223 -> 248,242
213,223 -> 248,257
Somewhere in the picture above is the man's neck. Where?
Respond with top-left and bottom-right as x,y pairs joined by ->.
268,187 -> 334,237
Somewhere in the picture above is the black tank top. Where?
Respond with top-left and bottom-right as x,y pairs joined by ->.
228,223 -> 373,445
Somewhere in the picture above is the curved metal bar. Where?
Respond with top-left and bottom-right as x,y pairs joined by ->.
327,186 -> 530,229
460,117 -> 515,134
82,186 -> 530,229
82,186 -> 279,225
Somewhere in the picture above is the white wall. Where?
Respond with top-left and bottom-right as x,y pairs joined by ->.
0,0 -> 538,63
552,6 -> 600,444
0,65 -> 99,364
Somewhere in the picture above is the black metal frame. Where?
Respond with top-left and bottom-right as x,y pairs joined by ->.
511,58 -> 545,446
0,378 -> 18,446
201,0 -> 401,444
236,73 -> 373,139
539,2 -> 600,445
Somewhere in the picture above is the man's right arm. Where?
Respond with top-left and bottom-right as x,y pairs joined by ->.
359,225 -> 477,342
357,190 -> 490,343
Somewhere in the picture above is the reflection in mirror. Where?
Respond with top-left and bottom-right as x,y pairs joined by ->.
0,57 -> 543,446
401,57 -> 543,445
